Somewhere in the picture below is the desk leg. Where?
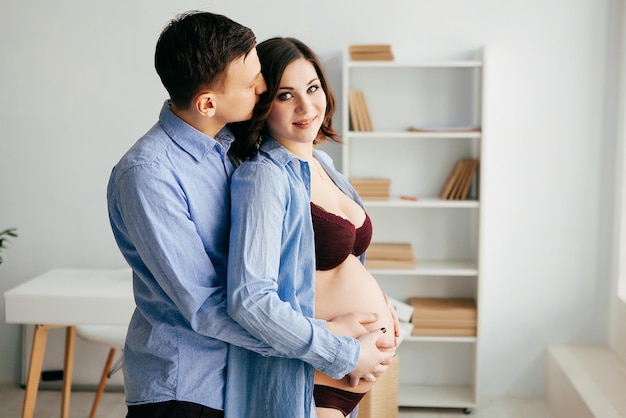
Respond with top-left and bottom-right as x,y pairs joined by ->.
61,326 -> 76,418
22,324 -> 50,418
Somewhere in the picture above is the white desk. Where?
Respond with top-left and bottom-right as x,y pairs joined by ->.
4,268 -> 134,418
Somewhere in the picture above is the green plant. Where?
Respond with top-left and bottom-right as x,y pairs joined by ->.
0,228 -> 18,265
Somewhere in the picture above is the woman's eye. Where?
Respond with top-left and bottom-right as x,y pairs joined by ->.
277,92 -> 293,101
308,85 -> 319,93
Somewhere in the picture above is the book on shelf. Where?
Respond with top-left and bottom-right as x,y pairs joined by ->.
348,90 -> 373,132
365,242 -> 416,270
408,125 -> 481,133
349,44 -> 392,53
412,318 -> 477,329
349,44 -> 394,61
409,297 -> 477,320
411,327 -> 476,337
457,159 -> 479,199
449,159 -> 473,199
439,158 -> 479,200
350,177 -> 390,200
409,297 -> 477,337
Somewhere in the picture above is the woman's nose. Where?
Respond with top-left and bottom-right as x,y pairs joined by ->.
295,96 -> 312,113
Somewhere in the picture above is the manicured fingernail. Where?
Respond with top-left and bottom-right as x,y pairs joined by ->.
381,327 -> 387,333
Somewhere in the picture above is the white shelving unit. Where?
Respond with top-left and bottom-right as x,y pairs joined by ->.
341,48 -> 485,414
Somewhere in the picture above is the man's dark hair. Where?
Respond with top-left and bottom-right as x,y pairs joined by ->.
154,11 -> 256,109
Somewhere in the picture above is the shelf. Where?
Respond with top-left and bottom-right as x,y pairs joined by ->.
346,131 -> 481,139
347,60 -> 483,69
404,335 -> 478,343
343,48 -> 484,412
398,384 -> 476,408
368,260 -> 478,276
363,197 -> 479,209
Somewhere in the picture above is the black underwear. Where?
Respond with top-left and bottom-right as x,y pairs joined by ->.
313,384 -> 367,416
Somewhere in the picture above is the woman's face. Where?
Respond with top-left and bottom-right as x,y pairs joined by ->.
266,58 -> 326,150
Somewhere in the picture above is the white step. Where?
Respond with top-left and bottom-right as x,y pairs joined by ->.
546,345 -> 626,418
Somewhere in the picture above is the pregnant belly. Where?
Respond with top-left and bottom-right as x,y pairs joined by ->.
314,254 -> 394,392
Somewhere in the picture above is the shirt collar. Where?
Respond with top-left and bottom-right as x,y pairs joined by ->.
259,136 -> 302,167
158,100 -> 234,161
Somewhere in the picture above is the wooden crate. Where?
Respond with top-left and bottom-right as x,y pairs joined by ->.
357,355 -> 399,418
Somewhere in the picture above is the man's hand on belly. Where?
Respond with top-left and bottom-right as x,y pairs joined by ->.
349,328 -> 396,387
325,312 -> 379,338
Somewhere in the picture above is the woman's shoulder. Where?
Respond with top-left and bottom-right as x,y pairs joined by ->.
231,153 -> 291,205
234,151 -> 282,175
231,152 -> 290,194
235,138 -> 300,174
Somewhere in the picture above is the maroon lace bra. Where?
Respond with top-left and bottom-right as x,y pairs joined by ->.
310,202 -> 372,271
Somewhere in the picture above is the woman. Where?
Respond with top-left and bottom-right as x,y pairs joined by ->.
226,37 -> 397,418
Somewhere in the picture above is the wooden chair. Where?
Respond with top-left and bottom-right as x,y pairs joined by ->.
75,325 -> 127,418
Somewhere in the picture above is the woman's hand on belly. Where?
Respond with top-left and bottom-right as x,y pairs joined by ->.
386,295 -> 401,343
325,311 -> 380,339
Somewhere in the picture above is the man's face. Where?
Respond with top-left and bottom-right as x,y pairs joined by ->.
214,48 -> 267,124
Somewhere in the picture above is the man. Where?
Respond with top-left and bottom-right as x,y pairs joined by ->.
107,11 -> 392,418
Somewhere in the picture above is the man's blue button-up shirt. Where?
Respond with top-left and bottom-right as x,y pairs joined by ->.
107,102 -> 280,410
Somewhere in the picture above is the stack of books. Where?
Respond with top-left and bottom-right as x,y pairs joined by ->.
365,243 -> 416,270
350,178 -> 390,200
349,44 -> 394,61
439,158 -> 479,200
348,90 -> 373,131
409,297 -> 477,337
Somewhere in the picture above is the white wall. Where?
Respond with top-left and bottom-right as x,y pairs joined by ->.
610,0 -> 626,365
0,0 -> 619,397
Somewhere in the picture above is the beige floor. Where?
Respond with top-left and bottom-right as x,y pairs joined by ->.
0,382 -> 554,418
398,398 -> 555,418
0,382 -> 126,418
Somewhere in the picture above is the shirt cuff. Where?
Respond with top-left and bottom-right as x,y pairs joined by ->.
318,335 -> 360,379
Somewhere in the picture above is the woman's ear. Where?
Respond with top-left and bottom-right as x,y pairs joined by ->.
195,92 -> 217,117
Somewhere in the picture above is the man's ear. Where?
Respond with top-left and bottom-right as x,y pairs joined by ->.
195,91 -> 217,117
